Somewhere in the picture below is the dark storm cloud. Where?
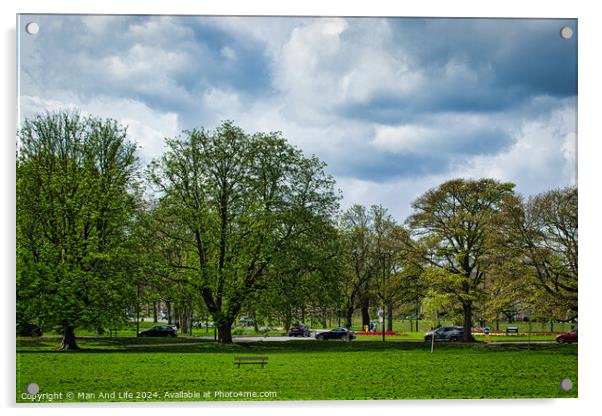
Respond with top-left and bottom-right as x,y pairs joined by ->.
336,17 -> 576,121
20,15 -> 274,118
325,122 -> 513,182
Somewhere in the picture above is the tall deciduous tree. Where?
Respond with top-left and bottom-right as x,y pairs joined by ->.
253,217 -> 343,331
148,121 -> 339,343
372,205 -> 412,332
407,178 -> 516,342
17,111 -> 139,349
339,204 -> 416,331
339,205 -> 377,329
506,186 -> 578,320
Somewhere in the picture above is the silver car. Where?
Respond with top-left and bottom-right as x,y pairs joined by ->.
424,326 -> 464,342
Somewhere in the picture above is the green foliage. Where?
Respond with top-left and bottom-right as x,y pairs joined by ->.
421,289 -> 457,327
337,204 -> 422,329
16,111 -> 140,337
407,179 -> 518,339
504,187 -> 578,320
147,121 -> 340,341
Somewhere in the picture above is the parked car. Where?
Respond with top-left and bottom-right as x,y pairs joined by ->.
16,322 -> 42,337
288,324 -> 310,337
138,325 -> 178,337
556,329 -> 578,344
239,317 -> 254,327
424,326 -> 464,342
315,327 -> 356,341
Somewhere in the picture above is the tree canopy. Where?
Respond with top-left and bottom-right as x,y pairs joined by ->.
17,111 -> 140,349
406,178 -> 517,341
147,121 -> 340,342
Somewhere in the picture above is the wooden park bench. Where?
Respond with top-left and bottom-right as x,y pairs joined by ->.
234,356 -> 268,369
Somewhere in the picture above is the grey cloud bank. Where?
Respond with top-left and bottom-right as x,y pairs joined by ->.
18,15 -> 577,220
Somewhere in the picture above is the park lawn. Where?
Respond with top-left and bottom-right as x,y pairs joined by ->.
16,339 -> 577,402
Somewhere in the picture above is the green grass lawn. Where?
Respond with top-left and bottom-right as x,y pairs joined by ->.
16,337 -> 577,402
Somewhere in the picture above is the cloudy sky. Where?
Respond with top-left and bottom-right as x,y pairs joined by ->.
18,15 -> 577,220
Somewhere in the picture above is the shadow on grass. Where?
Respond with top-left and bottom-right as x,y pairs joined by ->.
16,337 -> 578,356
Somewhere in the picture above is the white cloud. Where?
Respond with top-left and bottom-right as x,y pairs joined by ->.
19,95 -> 79,118
274,18 -> 349,116
371,112 -> 510,156
373,124 -> 464,156
126,16 -> 194,44
81,16 -> 119,35
452,104 -> 577,196
201,88 -> 243,124
204,16 -> 306,57
562,132 -> 577,183
103,44 -> 188,78
337,174 -> 448,221
273,17 -> 424,121
220,46 -> 237,61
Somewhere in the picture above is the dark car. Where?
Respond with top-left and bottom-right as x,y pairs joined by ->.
424,326 -> 464,342
556,329 -> 578,344
16,322 -> 43,337
239,317 -> 254,326
288,324 -> 310,337
315,327 -> 356,341
138,325 -> 178,337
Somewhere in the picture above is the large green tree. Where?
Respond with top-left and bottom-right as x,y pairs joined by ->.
251,217 -> 343,331
407,178 -> 516,341
506,186 -> 578,320
339,205 -> 377,329
148,121 -> 339,343
371,206 -> 418,332
17,111 -> 140,349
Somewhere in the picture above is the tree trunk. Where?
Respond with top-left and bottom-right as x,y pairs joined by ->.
166,300 -> 172,324
360,295 -> 370,327
251,311 -> 259,331
462,302 -> 476,342
153,301 -> 158,323
180,307 -> 188,335
344,305 -> 354,329
174,306 -> 180,330
217,321 -> 233,343
283,314 -> 291,332
58,326 -> 79,350
386,304 -> 393,332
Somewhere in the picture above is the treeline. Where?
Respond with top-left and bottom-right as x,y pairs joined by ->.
16,112 -> 577,347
